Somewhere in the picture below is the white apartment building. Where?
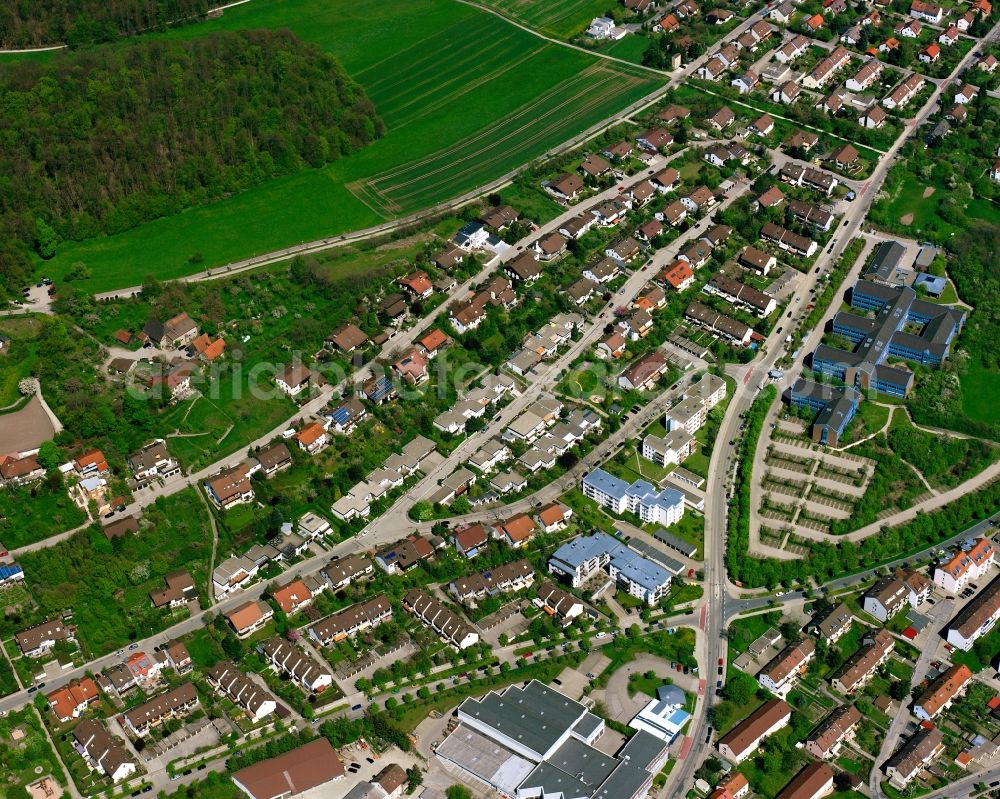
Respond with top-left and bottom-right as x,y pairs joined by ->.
934,538 -> 995,593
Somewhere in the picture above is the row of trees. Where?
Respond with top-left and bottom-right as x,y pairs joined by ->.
0,29 -> 383,299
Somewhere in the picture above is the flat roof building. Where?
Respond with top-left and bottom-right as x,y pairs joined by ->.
582,468 -> 684,530
438,681 -> 667,799
789,379 -> 860,447
812,281 -> 963,398
864,240 -> 909,285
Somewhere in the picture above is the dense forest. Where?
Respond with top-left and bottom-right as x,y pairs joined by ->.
0,0 -> 211,48
0,28 -> 383,298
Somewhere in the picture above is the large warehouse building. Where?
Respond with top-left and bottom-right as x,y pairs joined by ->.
435,680 -> 669,799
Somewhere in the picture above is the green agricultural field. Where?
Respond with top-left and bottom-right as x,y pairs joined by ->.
37,0 -> 662,293
477,0 -> 613,39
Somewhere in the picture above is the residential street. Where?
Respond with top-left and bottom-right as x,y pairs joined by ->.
664,17 -> 1000,794
371,168 -> 751,537
869,597 -> 955,798
3,5 -> 1000,797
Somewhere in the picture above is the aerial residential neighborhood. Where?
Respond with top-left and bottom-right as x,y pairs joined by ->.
0,0 -> 997,798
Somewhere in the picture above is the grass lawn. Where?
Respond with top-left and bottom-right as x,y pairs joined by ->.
684,447 -> 710,478
726,614 -> 774,660
300,233 -> 439,284
0,317 -> 42,407
500,181 -> 566,225
668,582 -> 703,606
628,671 -> 671,698
887,408 -> 998,490
659,512 -> 704,560
163,370 -> 298,471
0,481 -> 88,550
603,34 -> 656,64
559,360 -> 608,401
36,0 -> 662,292
183,628 -> 226,670
840,399 -> 891,445
961,360 -> 1000,426
876,169 -> 999,236
951,623 -> 1000,672
614,446 -> 674,485
739,729 -> 810,799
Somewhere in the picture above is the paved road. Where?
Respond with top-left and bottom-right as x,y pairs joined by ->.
409,375 -> 698,533
13,238 -> 509,556
371,174 -> 751,537
90,0 -> 766,302
668,16 -> 1000,796
0,10 -> 762,723
730,509 -> 1000,614
14,144 -> 690,557
919,767 -> 1000,798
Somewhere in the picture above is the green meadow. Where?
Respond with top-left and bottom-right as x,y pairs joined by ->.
33,0 -> 661,292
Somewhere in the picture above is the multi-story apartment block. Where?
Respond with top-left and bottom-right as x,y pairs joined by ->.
549,532 -> 672,606
934,538 -> 995,593
581,468 -> 684,527
862,576 -> 911,622
757,639 -> 815,698
946,574 -> 1000,650
717,699 -> 791,762
913,664 -> 972,720
831,629 -> 895,693
806,704 -> 862,759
